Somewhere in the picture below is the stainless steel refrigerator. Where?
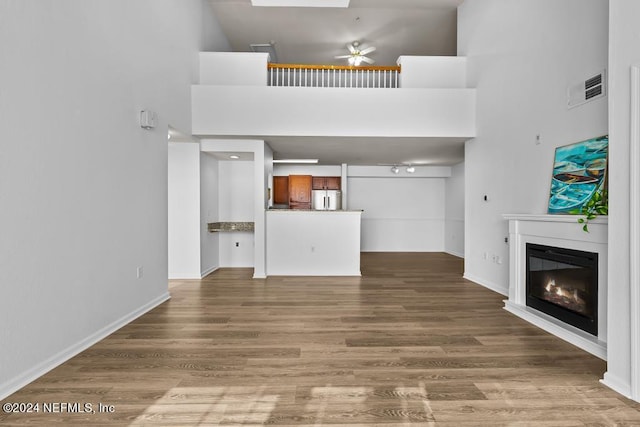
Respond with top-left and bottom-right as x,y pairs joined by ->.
312,190 -> 342,210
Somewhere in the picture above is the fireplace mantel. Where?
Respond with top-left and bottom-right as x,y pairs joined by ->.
503,214 -> 608,359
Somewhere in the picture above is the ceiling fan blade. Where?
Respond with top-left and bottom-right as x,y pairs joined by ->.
335,55 -> 352,59
361,56 -> 375,64
359,46 -> 376,55
347,43 -> 357,54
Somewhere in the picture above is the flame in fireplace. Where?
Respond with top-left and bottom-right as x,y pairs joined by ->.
545,280 -> 555,293
543,279 -> 585,309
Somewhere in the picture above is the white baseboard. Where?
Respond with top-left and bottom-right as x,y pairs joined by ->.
0,292 -> 170,401
463,272 -> 508,296
201,265 -> 219,278
601,372 -> 632,399
445,249 -> 464,258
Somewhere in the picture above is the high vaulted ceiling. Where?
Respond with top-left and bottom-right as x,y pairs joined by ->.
206,0 -> 467,165
208,0 -> 464,66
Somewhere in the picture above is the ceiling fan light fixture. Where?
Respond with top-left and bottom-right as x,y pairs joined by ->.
336,40 -> 375,66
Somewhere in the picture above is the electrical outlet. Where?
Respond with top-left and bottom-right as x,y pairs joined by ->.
136,266 -> 143,279
235,242 -> 239,247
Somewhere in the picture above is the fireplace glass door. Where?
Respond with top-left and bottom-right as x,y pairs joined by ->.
526,243 -> 598,335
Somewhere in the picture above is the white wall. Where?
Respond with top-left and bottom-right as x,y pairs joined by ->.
348,177 -> 446,252
218,160 -> 254,267
273,165 -> 342,176
200,152 -> 219,276
193,86 -> 476,138
199,52 -> 269,85
397,56 -> 467,88
218,161 -> 254,221
201,4 -> 231,52
261,144 -> 274,274
604,0 -> 640,400
0,0 -> 222,399
168,143 -> 202,279
445,162 -> 465,258
458,0 -> 608,295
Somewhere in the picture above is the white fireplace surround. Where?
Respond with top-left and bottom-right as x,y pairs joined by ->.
503,214 -> 608,359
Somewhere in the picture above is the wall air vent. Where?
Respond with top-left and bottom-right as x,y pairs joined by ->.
250,43 -> 278,63
568,70 -> 606,109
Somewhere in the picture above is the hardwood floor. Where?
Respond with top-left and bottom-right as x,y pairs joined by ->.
2,252 -> 640,425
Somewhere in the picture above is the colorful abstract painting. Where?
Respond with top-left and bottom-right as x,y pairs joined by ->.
548,135 -> 608,214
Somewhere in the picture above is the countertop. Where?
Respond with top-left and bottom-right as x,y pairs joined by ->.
267,209 -> 363,213
207,222 -> 254,232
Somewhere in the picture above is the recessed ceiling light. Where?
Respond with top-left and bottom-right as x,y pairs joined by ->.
251,0 -> 349,7
230,155 -> 240,159
273,159 -> 319,164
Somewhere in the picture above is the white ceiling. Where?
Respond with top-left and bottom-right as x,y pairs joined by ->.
209,0 -> 464,65
206,0 -> 467,165
265,136 -> 466,166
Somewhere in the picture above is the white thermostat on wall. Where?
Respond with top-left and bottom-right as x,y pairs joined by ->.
140,110 -> 157,129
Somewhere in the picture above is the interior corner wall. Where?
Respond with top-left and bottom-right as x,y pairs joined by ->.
199,139 -> 269,278
457,0 -> 608,295
603,0 -> 640,400
201,0 -> 231,52
218,160 -> 254,268
445,162 -> 465,258
0,0 -> 221,400
200,152 -> 219,276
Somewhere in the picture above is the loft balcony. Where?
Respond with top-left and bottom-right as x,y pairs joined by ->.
192,52 -> 475,139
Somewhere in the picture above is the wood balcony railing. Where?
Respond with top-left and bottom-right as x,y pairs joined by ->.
267,63 -> 401,89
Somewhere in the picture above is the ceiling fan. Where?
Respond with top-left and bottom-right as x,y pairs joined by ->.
335,41 -> 376,66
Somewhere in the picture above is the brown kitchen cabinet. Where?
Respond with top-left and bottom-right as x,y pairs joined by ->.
288,175 -> 312,209
273,176 -> 289,205
312,176 -> 341,190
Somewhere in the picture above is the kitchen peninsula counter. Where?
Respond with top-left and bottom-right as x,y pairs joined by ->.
266,209 -> 362,276
267,209 -> 363,213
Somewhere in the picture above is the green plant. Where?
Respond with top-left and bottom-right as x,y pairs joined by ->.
578,186 -> 608,232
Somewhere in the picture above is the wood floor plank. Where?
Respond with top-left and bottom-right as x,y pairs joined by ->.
2,252 -> 639,425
